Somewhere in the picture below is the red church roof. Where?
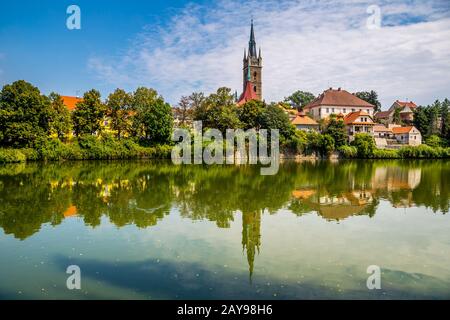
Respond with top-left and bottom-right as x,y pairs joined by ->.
237,81 -> 258,106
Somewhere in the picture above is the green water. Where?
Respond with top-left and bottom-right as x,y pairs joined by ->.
0,160 -> 449,299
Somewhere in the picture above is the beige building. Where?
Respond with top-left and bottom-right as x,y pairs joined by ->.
391,126 -> 422,146
304,88 -> 375,120
291,113 -> 319,131
343,111 -> 376,142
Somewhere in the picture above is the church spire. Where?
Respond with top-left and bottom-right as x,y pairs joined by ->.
248,19 -> 257,58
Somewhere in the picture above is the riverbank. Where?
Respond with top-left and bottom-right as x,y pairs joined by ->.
2,140 -> 450,164
0,137 -> 172,163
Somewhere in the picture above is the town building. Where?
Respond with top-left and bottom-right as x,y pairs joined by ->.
375,100 -> 417,125
391,126 -> 422,146
373,124 -> 422,148
343,111 -> 376,142
291,113 -> 319,131
303,88 -> 375,120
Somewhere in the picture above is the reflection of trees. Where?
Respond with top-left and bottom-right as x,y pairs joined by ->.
0,160 -> 448,276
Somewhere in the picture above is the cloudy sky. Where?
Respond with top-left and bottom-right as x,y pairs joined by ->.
0,0 -> 449,108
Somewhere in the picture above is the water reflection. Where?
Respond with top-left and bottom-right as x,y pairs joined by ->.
0,160 -> 449,281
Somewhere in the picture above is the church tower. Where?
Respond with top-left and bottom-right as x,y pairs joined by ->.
243,20 -> 262,101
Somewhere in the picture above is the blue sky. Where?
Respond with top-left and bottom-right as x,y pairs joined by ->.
0,0 -> 449,108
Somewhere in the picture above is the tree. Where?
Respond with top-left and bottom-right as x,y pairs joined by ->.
0,80 -> 51,147
174,96 -> 194,126
319,134 -> 335,157
324,114 -> 347,147
284,90 -> 315,110
238,100 -> 265,130
193,88 -> 241,132
352,133 -> 375,158
413,106 -> 430,138
440,98 -> 450,144
355,91 -> 382,112
48,92 -> 72,141
106,89 -> 132,139
425,135 -> 442,148
393,107 -> 403,125
132,87 -> 173,145
259,104 -> 295,141
72,89 -> 105,136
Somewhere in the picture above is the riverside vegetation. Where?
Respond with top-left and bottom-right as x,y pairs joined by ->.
1,80 -> 449,163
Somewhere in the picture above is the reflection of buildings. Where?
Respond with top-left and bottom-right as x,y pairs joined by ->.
241,211 -> 261,280
291,166 -> 423,219
372,167 -> 421,208
63,205 -> 78,218
292,189 -> 373,221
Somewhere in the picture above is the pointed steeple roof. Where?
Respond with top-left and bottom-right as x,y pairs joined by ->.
248,20 -> 257,58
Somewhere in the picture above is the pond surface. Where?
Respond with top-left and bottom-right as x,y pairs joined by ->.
0,160 -> 449,299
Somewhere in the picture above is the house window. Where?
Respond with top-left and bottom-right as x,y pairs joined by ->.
326,108 -> 329,113
367,109 -> 370,114
343,108 -> 346,113
352,109 -> 355,112
332,108 -> 335,113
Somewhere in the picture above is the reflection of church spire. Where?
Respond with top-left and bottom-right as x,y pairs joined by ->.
242,210 -> 261,282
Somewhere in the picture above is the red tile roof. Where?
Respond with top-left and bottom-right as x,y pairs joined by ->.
61,96 -> 83,111
392,126 -> 414,134
344,111 -> 374,125
304,88 -> 375,109
375,111 -> 391,118
291,114 -> 319,126
395,100 -> 417,109
237,81 -> 258,106
373,125 -> 392,132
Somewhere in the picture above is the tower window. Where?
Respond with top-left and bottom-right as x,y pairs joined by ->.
253,86 -> 257,92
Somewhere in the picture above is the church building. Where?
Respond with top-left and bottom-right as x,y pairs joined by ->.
237,21 -> 263,106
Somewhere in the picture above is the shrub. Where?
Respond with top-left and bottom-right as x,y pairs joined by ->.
0,149 -> 26,163
352,133 -> 375,158
425,135 -> 443,148
338,145 -> 358,158
372,148 -> 400,159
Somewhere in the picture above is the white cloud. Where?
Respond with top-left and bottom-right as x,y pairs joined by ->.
89,0 -> 450,108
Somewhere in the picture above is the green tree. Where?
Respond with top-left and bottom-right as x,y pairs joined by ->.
106,89 -> 132,139
413,106 -> 430,138
355,91 -> 382,112
352,133 -> 375,158
319,134 -> 335,157
238,100 -> 265,130
440,98 -> 450,144
132,87 -> 173,145
393,107 -> 403,125
260,103 -> 295,141
324,114 -> 347,147
72,89 -> 105,136
284,90 -> 315,110
194,88 -> 241,132
48,93 -> 72,141
425,135 -> 443,148
0,80 -> 51,147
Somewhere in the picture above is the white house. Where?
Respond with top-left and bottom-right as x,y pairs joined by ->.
304,88 -> 375,120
